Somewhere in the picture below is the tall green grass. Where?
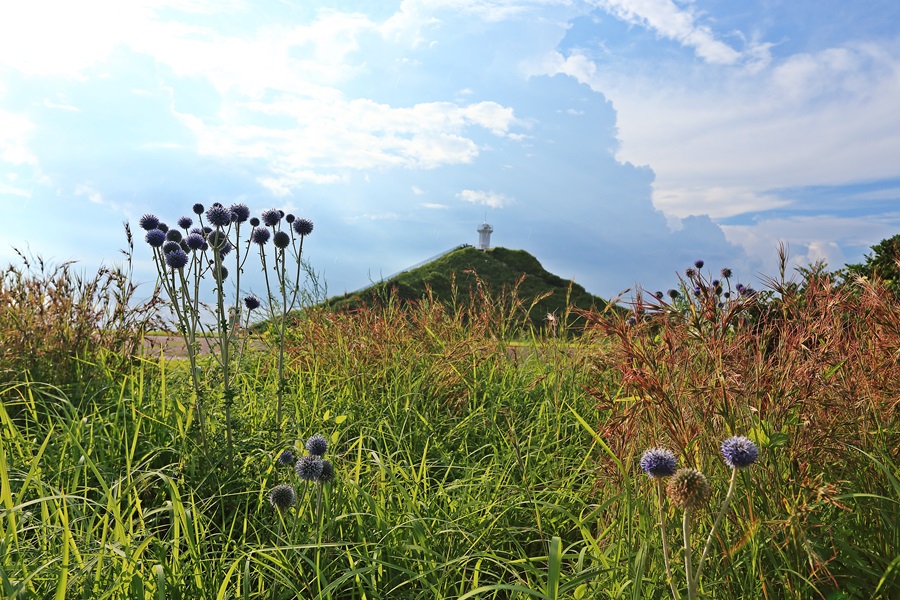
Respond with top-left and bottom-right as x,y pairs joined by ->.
0,255 -> 897,598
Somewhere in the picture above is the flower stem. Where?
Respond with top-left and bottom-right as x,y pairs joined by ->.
656,479 -> 678,600
696,467 -> 738,585
684,508 -> 695,600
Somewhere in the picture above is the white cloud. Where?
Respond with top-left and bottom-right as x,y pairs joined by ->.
457,189 -> 514,208
422,202 -> 449,209
0,108 -> 36,166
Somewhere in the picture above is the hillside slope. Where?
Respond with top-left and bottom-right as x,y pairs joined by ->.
325,246 -> 610,327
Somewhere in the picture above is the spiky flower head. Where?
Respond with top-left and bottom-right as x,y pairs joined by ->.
295,455 -> 324,481
244,295 -> 261,310
145,229 -> 166,247
206,230 -> 228,249
694,260 -> 704,269
720,267 -> 732,279
219,240 -> 234,257
206,205 -> 232,228
654,291 -> 664,300
273,231 -> 290,249
286,214 -> 295,223
166,229 -> 183,243
192,203 -> 205,215
157,222 -> 169,233
185,233 -> 205,251
249,217 -> 260,227
735,283 -> 745,293
318,459 -> 335,484
720,436 -> 759,470
162,241 -> 181,254
139,214 -> 160,231
165,249 -> 189,270
640,448 -> 678,478
261,208 -> 281,227
685,268 -> 696,278
668,289 -> 680,299
230,203 -> 250,223
305,434 -> 328,457
276,450 -> 295,467
667,468 -> 711,510
177,216 -> 193,229
293,218 -> 314,236
268,484 -> 296,511
251,227 -> 270,245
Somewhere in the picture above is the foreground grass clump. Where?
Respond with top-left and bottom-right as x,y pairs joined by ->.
1,253 -> 898,599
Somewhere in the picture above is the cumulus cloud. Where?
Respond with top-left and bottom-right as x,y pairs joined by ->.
457,189 -> 514,208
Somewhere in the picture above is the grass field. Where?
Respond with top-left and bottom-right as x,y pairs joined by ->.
1,244 -> 898,599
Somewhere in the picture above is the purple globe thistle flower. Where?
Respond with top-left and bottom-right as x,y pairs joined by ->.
711,279 -> 720,288
742,287 -> 756,297
268,484 -> 296,511
666,468 -> 711,510
185,233 -> 205,251
723,292 -> 731,299
276,450 -> 295,467
215,266 -> 228,281
249,217 -> 260,227
251,227 -> 270,245
285,214 -> 295,223
720,267 -> 733,279
229,203 -> 250,223
165,229 -> 183,243
219,240 -> 234,257
192,203 -> 204,215
179,240 -> 190,253
654,291 -> 664,300
668,289 -> 680,299
293,218 -> 313,236
273,231 -> 290,249
206,230 -> 228,249
295,455 -> 324,481
244,295 -> 261,311
721,437 -> 759,470
278,209 -> 284,218
693,286 -> 702,297
203,226 -> 212,235
694,260 -> 704,269
157,222 -> 169,233
318,459 -> 335,484
145,229 -> 166,247
261,209 -> 281,227
640,448 -> 678,478
177,216 -> 193,229
685,268 -> 696,278
305,434 -> 328,457
165,249 -> 189,270
735,283 -> 745,293
139,214 -> 160,231
162,241 -> 181,254
206,205 -> 232,228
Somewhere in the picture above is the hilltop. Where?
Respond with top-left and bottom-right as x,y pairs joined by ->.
324,245 -> 612,328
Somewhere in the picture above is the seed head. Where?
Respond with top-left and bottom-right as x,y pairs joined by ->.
293,218 -> 314,236
685,268 -> 696,278
305,434 -> 328,457
139,214 -> 160,231
666,468 -> 710,510
268,484 -> 296,511
720,267 -> 732,279
720,436 -> 759,470
640,448 -> 677,478
295,455 -> 324,481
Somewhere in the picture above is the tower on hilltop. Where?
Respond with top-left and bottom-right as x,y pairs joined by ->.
477,221 -> 493,250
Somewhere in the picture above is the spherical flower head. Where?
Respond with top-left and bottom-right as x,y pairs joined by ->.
162,241 -> 181,254
215,266 -> 229,281
206,230 -> 228,250
640,448 -> 677,478
192,203 -> 205,215
177,216 -> 193,229
654,291 -> 663,300
249,217 -> 260,227
229,203 -> 250,223
273,231 -> 290,249
685,268 -> 696,278
720,267 -> 733,279
735,283 -> 745,293
276,449 -> 295,467
268,484 -> 296,511
295,455 -> 325,481
244,295 -> 261,311
145,229 -> 166,248
667,289 -> 680,299
261,208 -> 281,227
293,218 -> 313,237
694,260 -> 705,269
305,434 -> 328,457
318,459 -> 335,484
626,316 -> 637,327
285,214 -> 295,223
139,214 -> 160,231
693,286 -> 702,297
720,436 -> 759,470
666,468 -> 711,510
206,205 -> 232,228
165,248 -> 189,270
157,222 -> 169,233
166,229 -> 183,243
251,227 -> 270,245
219,241 -> 234,257
185,233 -> 205,251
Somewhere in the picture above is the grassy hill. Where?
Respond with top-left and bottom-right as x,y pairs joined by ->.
324,245 -> 611,328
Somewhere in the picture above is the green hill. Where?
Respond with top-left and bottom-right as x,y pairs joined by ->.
324,245 -> 611,328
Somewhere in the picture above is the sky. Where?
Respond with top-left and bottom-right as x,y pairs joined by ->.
2,0 -> 900,303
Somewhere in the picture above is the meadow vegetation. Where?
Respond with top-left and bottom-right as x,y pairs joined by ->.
0,222 -> 897,599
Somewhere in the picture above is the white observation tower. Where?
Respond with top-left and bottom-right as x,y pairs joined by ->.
477,221 -> 493,250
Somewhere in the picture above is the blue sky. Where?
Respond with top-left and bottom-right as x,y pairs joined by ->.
2,0 -> 899,302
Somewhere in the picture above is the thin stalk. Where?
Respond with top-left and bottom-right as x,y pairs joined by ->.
695,468 -> 738,584
683,508 -> 695,600
656,479 -> 678,600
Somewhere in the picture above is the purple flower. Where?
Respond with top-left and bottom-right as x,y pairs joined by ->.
192,203 -> 204,215
206,205 -> 232,228
318,460 -> 335,483
276,450 -> 295,467
640,448 -> 678,478
165,249 -> 189,270
244,295 -> 261,311
273,231 -> 290,249
305,434 -> 328,457
251,227 -> 270,245
230,203 -> 250,223
177,216 -> 193,229
139,214 -> 160,231
261,209 -> 281,227
721,436 -> 759,470
162,241 -> 181,254
268,484 -> 295,511
185,233 -> 205,251
145,229 -> 166,247
694,260 -> 704,269
295,455 -> 324,481
165,229 -> 183,243
293,218 -> 314,236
